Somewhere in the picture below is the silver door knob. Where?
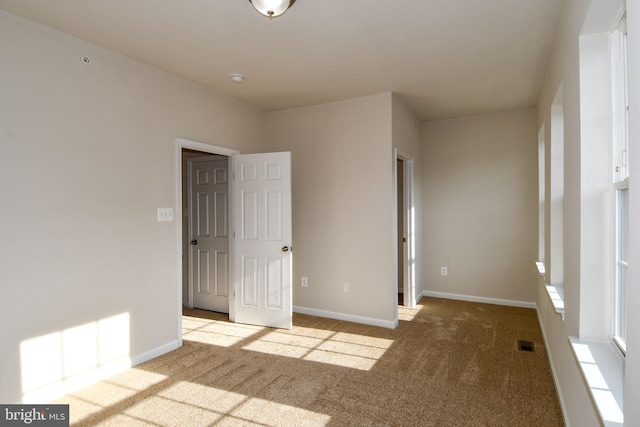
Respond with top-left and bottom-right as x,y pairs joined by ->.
191,240 -> 198,245
282,246 -> 290,252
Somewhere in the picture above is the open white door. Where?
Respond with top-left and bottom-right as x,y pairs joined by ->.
232,152 -> 292,329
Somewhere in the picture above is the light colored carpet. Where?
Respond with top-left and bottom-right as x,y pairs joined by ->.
53,298 -> 564,426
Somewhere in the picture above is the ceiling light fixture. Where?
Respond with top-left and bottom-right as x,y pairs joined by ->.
249,0 -> 296,19
230,73 -> 245,83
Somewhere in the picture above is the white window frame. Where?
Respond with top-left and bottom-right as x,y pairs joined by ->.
610,16 -> 629,355
613,181 -> 628,353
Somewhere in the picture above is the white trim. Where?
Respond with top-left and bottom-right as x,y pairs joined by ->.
392,152 -> 400,320
176,138 -> 240,157
393,149 -> 416,312
130,340 -> 181,366
420,290 -> 536,309
293,306 -> 397,329
175,138 -> 240,347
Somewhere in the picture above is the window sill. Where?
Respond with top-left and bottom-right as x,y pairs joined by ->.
545,285 -> 565,320
536,262 -> 565,320
569,337 -> 624,426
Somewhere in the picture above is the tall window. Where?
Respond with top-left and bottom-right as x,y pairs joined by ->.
538,125 -> 546,266
614,184 -> 628,351
611,16 -> 629,353
550,89 -> 564,287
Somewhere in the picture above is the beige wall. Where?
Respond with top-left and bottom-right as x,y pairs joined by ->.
421,109 -> 538,304
266,93 -> 398,325
0,11 -> 267,403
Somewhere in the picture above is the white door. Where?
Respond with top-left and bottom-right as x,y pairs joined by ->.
189,156 -> 230,313
232,152 -> 292,329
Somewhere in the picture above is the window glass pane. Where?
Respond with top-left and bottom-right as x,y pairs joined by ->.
614,186 -> 628,352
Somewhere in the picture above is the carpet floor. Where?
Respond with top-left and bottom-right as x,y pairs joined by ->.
53,298 -> 564,426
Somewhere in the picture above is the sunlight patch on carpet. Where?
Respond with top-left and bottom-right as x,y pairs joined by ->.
51,368 -> 169,424
241,329 -> 393,371
398,306 -> 421,321
183,321 -> 265,347
105,368 -> 168,391
109,382 -> 332,427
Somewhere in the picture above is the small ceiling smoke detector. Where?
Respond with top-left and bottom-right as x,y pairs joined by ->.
230,73 -> 245,84
80,55 -> 92,66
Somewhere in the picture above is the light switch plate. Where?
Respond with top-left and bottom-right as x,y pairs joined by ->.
157,208 -> 174,222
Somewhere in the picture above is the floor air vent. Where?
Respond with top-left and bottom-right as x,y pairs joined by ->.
518,340 -> 535,352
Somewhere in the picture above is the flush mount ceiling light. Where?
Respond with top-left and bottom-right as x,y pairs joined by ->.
230,73 -> 245,83
249,0 -> 296,18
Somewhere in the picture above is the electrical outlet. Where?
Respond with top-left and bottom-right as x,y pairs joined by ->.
440,267 -> 448,276
301,276 -> 308,287
343,282 -> 349,292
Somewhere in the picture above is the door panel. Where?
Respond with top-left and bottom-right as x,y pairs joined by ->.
189,156 -> 230,313
242,190 -> 258,240
233,152 -> 292,329
197,250 -> 211,294
242,255 -> 259,307
266,257 -> 283,309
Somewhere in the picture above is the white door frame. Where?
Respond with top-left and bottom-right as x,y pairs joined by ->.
175,138 -> 239,346
393,149 -> 416,310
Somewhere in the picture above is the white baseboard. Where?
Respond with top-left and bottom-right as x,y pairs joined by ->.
293,306 -> 397,329
131,340 -> 181,367
420,290 -> 536,309
293,292 -> 534,329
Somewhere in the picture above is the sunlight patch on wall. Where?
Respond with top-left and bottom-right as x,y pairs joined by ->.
20,313 -> 131,403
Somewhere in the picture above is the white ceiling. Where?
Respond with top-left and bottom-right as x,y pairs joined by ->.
0,0 -> 563,121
